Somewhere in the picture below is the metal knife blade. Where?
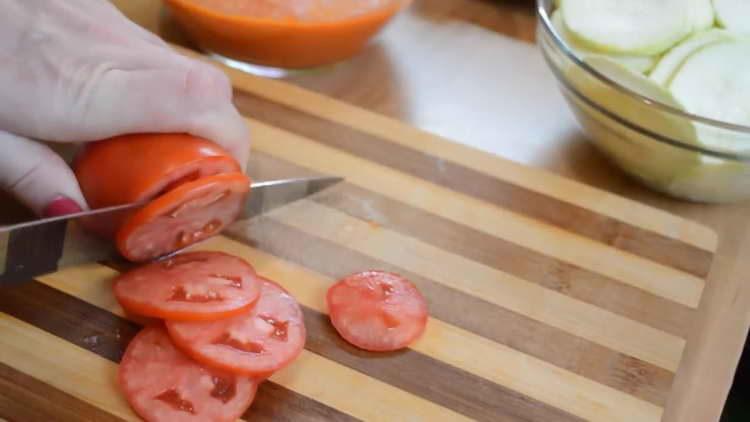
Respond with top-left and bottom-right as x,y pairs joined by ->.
0,175 -> 342,285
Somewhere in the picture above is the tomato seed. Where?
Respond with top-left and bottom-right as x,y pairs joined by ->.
169,286 -> 222,303
155,389 -> 195,414
214,333 -> 265,354
209,274 -> 243,288
379,282 -> 395,298
176,232 -> 192,248
210,376 -> 237,403
259,315 -> 289,341
203,219 -> 222,234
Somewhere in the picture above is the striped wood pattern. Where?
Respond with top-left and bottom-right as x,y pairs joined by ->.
0,52 -> 717,421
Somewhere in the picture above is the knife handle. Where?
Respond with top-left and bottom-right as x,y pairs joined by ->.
0,221 -> 66,285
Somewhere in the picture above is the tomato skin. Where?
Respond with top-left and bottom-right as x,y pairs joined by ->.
166,279 -> 306,378
327,271 -> 428,352
114,251 -> 261,321
116,173 -> 250,262
75,133 -> 240,209
119,325 -> 258,422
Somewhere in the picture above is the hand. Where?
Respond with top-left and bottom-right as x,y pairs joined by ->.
0,0 -> 249,216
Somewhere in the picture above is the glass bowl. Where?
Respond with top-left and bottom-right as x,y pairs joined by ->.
537,0 -> 750,203
164,0 -> 408,74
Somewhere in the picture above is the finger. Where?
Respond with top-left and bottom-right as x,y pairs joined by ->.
186,102 -> 251,172
83,59 -> 251,168
0,131 -> 88,216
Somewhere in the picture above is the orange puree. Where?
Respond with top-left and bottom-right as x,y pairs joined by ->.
165,0 -> 406,68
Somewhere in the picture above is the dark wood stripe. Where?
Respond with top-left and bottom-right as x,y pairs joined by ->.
229,217 -> 673,406
247,382 -> 359,422
233,90 -> 714,277
249,150 -> 692,339
0,361 -> 124,422
0,281 -> 355,422
301,307 -> 585,422
313,183 -> 695,339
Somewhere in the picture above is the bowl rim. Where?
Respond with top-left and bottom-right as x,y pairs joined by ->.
164,0 -> 407,29
537,0 -> 750,160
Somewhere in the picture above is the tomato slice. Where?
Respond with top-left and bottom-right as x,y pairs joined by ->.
166,279 -> 306,377
116,173 -> 249,262
119,325 -> 258,422
114,251 -> 261,321
74,134 -> 243,240
327,271 -> 428,352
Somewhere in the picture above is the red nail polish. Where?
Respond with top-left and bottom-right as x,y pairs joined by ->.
42,196 -> 83,218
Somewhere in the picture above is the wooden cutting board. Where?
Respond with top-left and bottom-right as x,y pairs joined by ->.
0,47 -> 719,421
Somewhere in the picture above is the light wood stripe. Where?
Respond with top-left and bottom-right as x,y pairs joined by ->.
233,90 -> 713,278
198,236 -> 664,422
234,216 -> 673,405
310,181 -> 694,339
265,199 -> 684,372
36,269 -> 473,422
272,351 -> 472,422
247,119 -> 705,308
38,242 -> 661,421
175,44 -> 716,254
0,314 -> 136,420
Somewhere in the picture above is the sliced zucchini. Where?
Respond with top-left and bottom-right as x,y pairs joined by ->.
650,29 -> 736,86
561,0 -> 696,55
689,0 -> 715,31
669,41 -> 750,152
714,0 -> 750,35
551,11 -> 657,73
566,57 -> 699,186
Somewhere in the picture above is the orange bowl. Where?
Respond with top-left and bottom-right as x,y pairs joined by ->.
164,0 -> 408,69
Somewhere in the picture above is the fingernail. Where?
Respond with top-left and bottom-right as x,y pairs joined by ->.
42,196 -> 83,218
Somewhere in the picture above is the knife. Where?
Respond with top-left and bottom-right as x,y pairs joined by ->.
0,176 -> 342,285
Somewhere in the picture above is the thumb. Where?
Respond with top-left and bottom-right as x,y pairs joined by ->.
0,131 -> 88,216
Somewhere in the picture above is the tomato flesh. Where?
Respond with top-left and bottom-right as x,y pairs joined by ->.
119,325 -> 258,422
117,173 -> 249,262
327,271 -> 428,351
114,251 -> 261,321
166,279 -> 306,377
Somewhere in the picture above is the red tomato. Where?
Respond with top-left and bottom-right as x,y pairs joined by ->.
327,271 -> 428,352
75,134 -> 241,209
114,251 -> 261,321
74,133 -> 249,261
166,279 -> 306,377
119,325 -> 258,422
116,173 -> 249,262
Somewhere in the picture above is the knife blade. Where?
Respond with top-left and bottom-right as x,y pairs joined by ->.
0,176 -> 342,285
